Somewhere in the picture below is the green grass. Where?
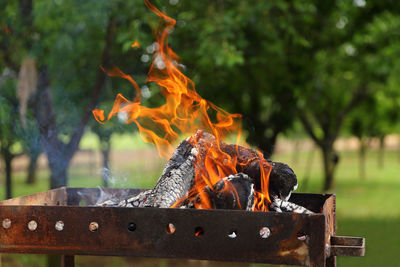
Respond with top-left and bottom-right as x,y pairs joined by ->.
1,134 -> 399,266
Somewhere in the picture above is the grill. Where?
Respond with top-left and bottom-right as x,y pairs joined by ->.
0,187 -> 365,267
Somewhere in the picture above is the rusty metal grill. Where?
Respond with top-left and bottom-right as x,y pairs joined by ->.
0,187 -> 365,267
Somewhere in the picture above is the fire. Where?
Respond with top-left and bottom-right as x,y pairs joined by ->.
131,40 -> 140,48
93,0 -> 272,211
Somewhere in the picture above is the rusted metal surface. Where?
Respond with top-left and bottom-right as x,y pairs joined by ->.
0,187 -> 365,267
330,236 -> 365,257
0,187 -> 68,206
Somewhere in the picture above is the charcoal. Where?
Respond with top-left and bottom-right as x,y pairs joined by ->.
219,139 -> 298,201
178,173 -> 255,210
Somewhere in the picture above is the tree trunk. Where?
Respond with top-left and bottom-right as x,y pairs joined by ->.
302,147 -> 315,192
378,135 -> 385,169
4,153 -> 13,199
245,125 -> 278,159
26,153 -> 39,184
31,14 -> 116,191
291,139 -> 301,166
321,145 -> 337,192
49,166 -> 68,189
101,140 -> 111,187
48,153 -> 69,189
94,129 -> 113,187
359,137 -> 367,180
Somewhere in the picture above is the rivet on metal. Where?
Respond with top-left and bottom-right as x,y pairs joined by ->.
28,220 -> 38,231
259,227 -> 271,239
89,222 -> 99,232
55,221 -> 64,231
298,235 -> 308,241
2,218 -> 11,229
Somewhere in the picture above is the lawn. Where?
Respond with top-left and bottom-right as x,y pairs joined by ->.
1,133 -> 399,266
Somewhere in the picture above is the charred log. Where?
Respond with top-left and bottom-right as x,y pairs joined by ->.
100,131 -> 311,214
269,198 -> 313,214
209,131 -> 298,201
178,173 -> 255,210
141,139 -> 196,208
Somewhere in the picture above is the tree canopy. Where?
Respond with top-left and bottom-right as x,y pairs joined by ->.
1,0 -> 400,191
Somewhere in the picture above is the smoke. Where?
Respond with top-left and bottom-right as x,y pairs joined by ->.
95,186 -> 112,205
75,188 -> 113,206
101,167 -> 128,187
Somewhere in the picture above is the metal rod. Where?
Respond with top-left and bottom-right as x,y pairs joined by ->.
61,255 -> 74,267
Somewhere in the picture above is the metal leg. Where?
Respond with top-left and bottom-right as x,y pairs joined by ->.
61,255 -> 75,267
326,256 -> 336,267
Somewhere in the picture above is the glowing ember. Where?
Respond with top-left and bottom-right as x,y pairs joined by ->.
131,40 -> 140,48
93,0 -> 272,211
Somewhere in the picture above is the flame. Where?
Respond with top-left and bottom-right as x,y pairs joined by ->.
93,0 -> 272,211
131,40 -> 140,48
1,24 -> 11,35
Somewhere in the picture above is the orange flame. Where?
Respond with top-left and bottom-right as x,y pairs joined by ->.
93,0 -> 272,211
131,40 -> 140,48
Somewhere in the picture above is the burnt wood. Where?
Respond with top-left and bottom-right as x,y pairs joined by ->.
179,173 -> 255,210
104,131 -> 303,211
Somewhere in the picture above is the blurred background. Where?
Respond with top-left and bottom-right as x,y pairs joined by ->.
1,0 -> 400,266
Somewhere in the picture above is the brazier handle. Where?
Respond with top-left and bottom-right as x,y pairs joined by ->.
330,236 -> 365,257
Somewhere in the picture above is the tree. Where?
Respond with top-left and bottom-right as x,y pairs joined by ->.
22,118 -> 42,184
291,0 -> 400,190
1,1 -> 122,188
0,76 -> 20,199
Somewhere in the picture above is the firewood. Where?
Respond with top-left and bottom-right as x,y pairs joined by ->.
99,130 -> 312,214
140,139 -> 196,208
206,131 -> 298,201
177,173 -> 255,210
269,198 -> 313,214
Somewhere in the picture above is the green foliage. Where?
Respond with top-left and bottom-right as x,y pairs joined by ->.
3,0 -> 400,156
347,8 -> 400,139
0,78 -> 22,154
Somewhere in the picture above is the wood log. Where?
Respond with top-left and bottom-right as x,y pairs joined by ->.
177,173 -> 255,210
269,198 -> 314,214
99,130 -> 312,214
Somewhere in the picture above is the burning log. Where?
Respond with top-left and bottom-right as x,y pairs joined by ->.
101,130 -> 312,214
178,173 -> 255,210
